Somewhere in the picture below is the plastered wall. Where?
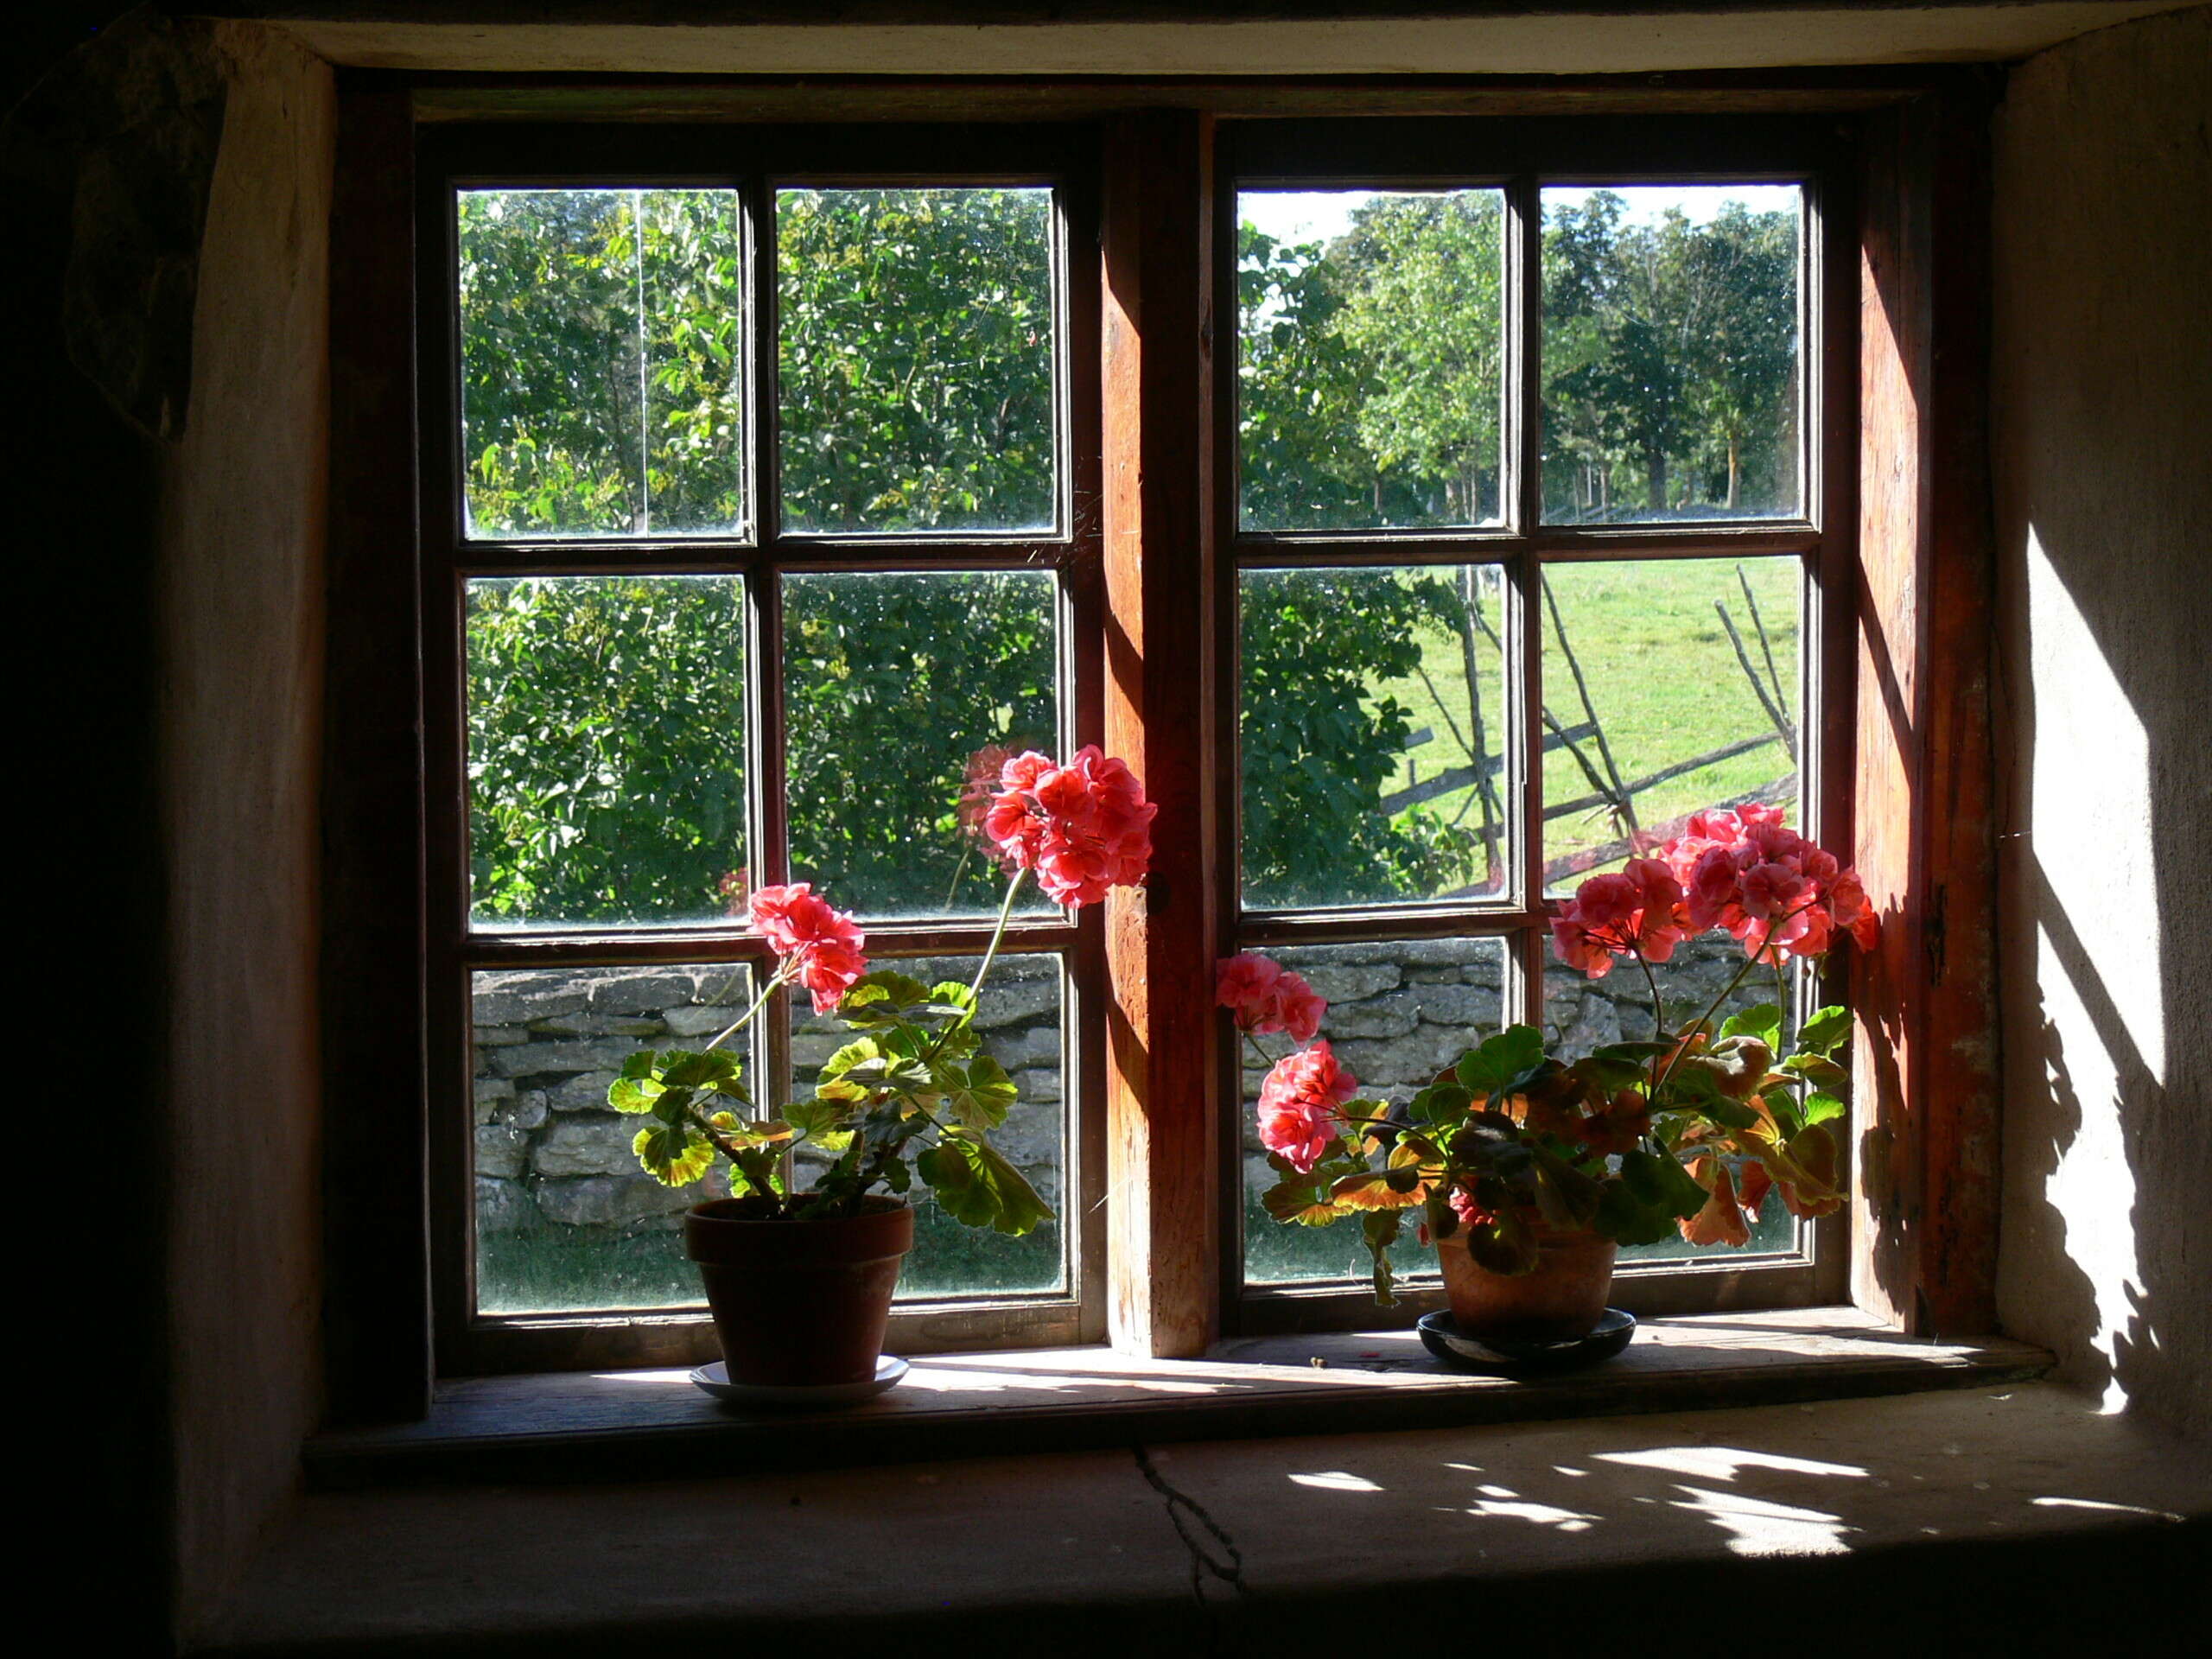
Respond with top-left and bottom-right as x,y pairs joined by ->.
156,20 -> 335,1637
1992,4 -> 2211,1438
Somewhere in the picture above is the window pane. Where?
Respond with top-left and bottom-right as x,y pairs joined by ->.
1242,566 -> 1510,910
791,953 -> 1066,1298
1240,938 -> 1508,1285
1541,184 -> 1802,524
1541,558 -> 1801,892
778,188 -> 1057,534
467,576 -> 749,928
458,188 -> 747,539
1542,949 -> 1800,1262
1238,189 -> 1507,531
474,963 -> 756,1314
785,570 -> 1058,919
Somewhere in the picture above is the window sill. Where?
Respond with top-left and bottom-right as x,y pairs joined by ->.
306,1306 -> 2050,1491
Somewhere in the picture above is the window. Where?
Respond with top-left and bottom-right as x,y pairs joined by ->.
406,114 -> 1852,1376
1218,120 -> 1851,1332
420,126 -> 1105,1371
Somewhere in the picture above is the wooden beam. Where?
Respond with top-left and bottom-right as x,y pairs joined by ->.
321,74 -> 434,1422
1851,80 -> 2002,1338
1100,109 -> 1221,1357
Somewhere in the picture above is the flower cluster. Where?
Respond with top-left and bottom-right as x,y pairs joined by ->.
1215,953 -> 1326,1043
1552,804 -> 1877,976
747,882 -> 869,1014
957,745 -> 1020,874
1255,1040 -> 1357,1174
982,745 -> 1157,908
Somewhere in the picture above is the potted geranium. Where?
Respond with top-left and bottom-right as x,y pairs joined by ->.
613,746 -> 1154,1389
1233,804 -> 1876,1349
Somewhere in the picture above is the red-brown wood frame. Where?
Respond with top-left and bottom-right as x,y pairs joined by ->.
320,73 -> 2000,1414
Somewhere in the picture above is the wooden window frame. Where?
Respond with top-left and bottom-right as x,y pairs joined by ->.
322,74 -> 1998,1422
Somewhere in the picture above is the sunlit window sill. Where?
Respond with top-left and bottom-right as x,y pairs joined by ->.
306,1306 -> 2050,1490
227,1370 -> 2210,1658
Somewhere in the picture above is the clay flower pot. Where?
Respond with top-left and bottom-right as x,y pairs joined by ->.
1433,1223 -> 1617,1343
683,1196 -> 914,1386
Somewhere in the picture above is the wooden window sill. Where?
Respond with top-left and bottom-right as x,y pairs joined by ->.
306,1306 -> 2050,1490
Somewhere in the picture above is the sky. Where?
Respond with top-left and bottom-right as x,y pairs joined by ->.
1239,183 -> 1802,249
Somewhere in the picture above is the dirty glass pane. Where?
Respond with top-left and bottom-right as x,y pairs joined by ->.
778,187 -> 1057,534
1541,184 -> 1802,524
1241,565 -> 1510,910
790,953 -> 1067,1299
784,569 -> 1058,920
474,963 -> 755,1314
1239,938 -> 1508,1285
1540,557 -> 1801,893
467,576 -> 749,929
1238,188 -> 1507,530
457,188 -> 747,538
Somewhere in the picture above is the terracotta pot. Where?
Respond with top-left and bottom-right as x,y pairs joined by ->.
1433,1223 -> 1617,1343
683,1196 -> 914,1386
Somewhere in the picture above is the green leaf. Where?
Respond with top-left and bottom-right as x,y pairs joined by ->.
938,1052 -> 1018,1129
1780,1053 -> 1851,1092
916,1130 -> 1052,1236
1411,1081 -> 1475,1125
1798,1005 -> 1853,1055
607,1074 -> 662,1114
837,971 -> 932,1026
658,1049 -> 723,1090
1801,1092 -> 1847,1128
1596,1179 -> 1683,1246
1262,1176 -> 1341,1227
1362,1210 -> 1404,1307
619,1051 -> 659,1082
1622,1148 -> 1709,1221
632,1122 -> 716,1187
1719,1002 -> 1783,1046
1531,1149 -> 1604,1230
1455,1025 -> 1548,1098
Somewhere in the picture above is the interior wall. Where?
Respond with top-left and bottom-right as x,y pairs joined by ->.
1991,3 -> 2210,1438
157,18 -> 335,1637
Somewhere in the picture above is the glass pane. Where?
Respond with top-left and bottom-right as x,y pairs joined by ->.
457,188 -> 746,539
1541,184 -> 1802,524
1238,189 -> 1507,531
1543,950 -> 1799,1262
1242,566 -> 1510,910
474,963 -> 756,1314
790,953 -> 1066,1298
785,570 -> 1058,919
1239,938 -> 1508,1285
778,188 -> 1057,534
1541,558 -> 1801,892
467,576 -> 749,928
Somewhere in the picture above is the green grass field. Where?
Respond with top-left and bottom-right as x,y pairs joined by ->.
1373,557 -> 1802,887
479,1201 -> 1063,1315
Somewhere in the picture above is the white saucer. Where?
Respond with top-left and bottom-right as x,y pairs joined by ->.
690,1355 -> 908,1407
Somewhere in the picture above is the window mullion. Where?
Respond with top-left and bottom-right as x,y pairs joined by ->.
1508,173 -> 1546,1029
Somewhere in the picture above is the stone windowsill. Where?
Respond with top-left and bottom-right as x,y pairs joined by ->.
308,1306 -> 2051,1490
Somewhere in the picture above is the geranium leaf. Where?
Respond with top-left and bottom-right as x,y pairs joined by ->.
916,1130 -> 1051,1236
632,1122 -> 715,1187
1719,1001 -> 1783,1045
1799,1005 -> 1853,1055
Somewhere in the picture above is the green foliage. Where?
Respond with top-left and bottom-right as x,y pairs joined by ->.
778,188 -> 1056,532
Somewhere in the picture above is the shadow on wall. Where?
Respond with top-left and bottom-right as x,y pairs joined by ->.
1992,6 -> 2212,1440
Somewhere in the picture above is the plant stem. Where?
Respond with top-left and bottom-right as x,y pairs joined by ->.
702,960 -> 794,1055
968,866 -> 1030,1002
1634,950 -> 1667,1044
1654,903 -> 1815,1095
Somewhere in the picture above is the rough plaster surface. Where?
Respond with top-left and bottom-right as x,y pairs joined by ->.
1991,5 -> 2211,1439
213,1383 -> 2209,1654
159,19 -> 336,1640
268,4 -> 2194,75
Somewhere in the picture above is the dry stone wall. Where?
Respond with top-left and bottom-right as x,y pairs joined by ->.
473,936 -> 1783,1239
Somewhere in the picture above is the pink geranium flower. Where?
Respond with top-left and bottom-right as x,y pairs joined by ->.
1649,806 -> 1880,967
982,745 -> 1157,908
1256,1040 -> 1357,1173
1215,955 -> 1331,1040
747,882 -> 869,1014
1216,953 -> 1284,1030
1549,858 -> 1688,978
